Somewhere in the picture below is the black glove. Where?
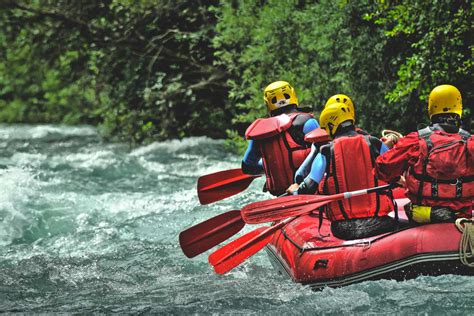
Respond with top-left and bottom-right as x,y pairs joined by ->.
297,178 -> 318,195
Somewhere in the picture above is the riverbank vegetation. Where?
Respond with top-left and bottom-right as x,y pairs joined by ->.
1,0 -> 472,147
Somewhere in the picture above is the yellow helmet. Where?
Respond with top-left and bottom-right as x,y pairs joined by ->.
428,85 -> 463,119
319,103 -> 355,137
263,81 -> 298,112
325,94 -> 355,117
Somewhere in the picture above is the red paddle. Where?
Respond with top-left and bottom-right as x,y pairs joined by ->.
209,184 -> 394,274
208,217 -> 296,274
179,210 -> 245,258
242,184 -> 393,224
180,193 -> 289,258
197,168 -> 262,205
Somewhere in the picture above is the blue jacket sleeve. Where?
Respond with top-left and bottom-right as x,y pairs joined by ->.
295,153 -> 326,195
293,119 -> 320,183
308,153 -> 327,184
379,142 -> 389,155
303,118 -> 319,135
241,140 -> 264,175
295,144 -> 317,183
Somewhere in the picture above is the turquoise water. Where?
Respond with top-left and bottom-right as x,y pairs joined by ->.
1,124 -> 473,313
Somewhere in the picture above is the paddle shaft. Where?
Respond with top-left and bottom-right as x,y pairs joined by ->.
247,184 -> 393,216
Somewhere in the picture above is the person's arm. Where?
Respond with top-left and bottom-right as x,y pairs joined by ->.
368,136 -> 389,156
296,153 -> 327,195
294,143 -> 318,184
303,118 -> 319,135
375,132 -> 420,182
241,140 -> 264,175
379,142 -> 389,155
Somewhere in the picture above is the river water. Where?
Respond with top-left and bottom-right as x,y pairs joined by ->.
0,124 -> 473,313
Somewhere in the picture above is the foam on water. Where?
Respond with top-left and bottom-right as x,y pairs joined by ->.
0,124 -> 97,140
0,167 -> 40,247
1,124 -> 474,313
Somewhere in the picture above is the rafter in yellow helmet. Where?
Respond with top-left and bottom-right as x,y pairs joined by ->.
263,81 -> 298,112
325,94 -> 355,118
319,102 -> 355,137
428,85 -> 463,119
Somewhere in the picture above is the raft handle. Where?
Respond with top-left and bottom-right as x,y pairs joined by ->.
355,240 -> 372,249
313,259 -> 329,270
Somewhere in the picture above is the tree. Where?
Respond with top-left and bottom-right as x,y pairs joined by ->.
0,0 -> 231,144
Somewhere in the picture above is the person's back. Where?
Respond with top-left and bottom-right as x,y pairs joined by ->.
287,93 -> 402,196
376,85 -> 474,224
295,103 -> 396,240
242,81 -> 319,196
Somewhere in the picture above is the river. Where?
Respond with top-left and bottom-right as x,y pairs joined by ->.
0,124 -> 473,313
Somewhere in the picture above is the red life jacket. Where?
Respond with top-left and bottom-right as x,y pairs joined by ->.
405,126 -> 474,212
319,134 -> 393,221
245,112 -> 312,196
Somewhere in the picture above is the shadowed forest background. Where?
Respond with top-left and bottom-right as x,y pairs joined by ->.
0,0 -> 472,150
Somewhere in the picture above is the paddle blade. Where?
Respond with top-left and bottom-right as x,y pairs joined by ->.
208,226 -> 272,274
179,210 -> 245,258
242,203 -> 321,224
241,194 -> 337,224
197,169 -> 261,205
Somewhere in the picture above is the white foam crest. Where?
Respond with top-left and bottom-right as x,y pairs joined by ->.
49,149 -> 119,170
9,152 -> 48,168
0,124 -> 97,140
130,136 -> 223,157
86,188 -> 199,225
136,157 -> 167,173
97,192 -> 156,216
0,167 -> 40,246
137,158 -> 238,179
188,160 -> 242,176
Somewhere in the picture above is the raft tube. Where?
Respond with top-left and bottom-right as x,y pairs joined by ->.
266,199 -> 474,289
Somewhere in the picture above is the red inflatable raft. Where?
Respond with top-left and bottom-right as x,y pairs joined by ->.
265,198 -> 474,289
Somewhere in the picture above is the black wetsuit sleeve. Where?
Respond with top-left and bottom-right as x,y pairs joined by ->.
288,113 -> 313,146
297,177 -> 318,194
368,136 -> 383,156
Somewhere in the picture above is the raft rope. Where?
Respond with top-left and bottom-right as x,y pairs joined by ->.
381,129 -> 403,146
455,218 -> 474,267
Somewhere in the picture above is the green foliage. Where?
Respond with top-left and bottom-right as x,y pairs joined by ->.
214,0 -> 473,139
0,0 -> 230,145
223,129 -> 247,154
0,0 -> 472,147
367,0 -> 473,129
213,0 -> 397,137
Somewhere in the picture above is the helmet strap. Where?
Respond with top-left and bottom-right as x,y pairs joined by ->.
327,123 -> 335,138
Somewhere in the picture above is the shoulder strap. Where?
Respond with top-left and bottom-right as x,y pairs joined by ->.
459,128 -> 471,141
418,126 -> 433,138
330,140 -> 348,218
418,126 -> 434,151
362,135 -> 381,215
362,135 -> 378,164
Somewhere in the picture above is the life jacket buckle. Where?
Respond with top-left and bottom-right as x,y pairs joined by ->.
431,180 -> 438,198
455,178 -> 463,198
